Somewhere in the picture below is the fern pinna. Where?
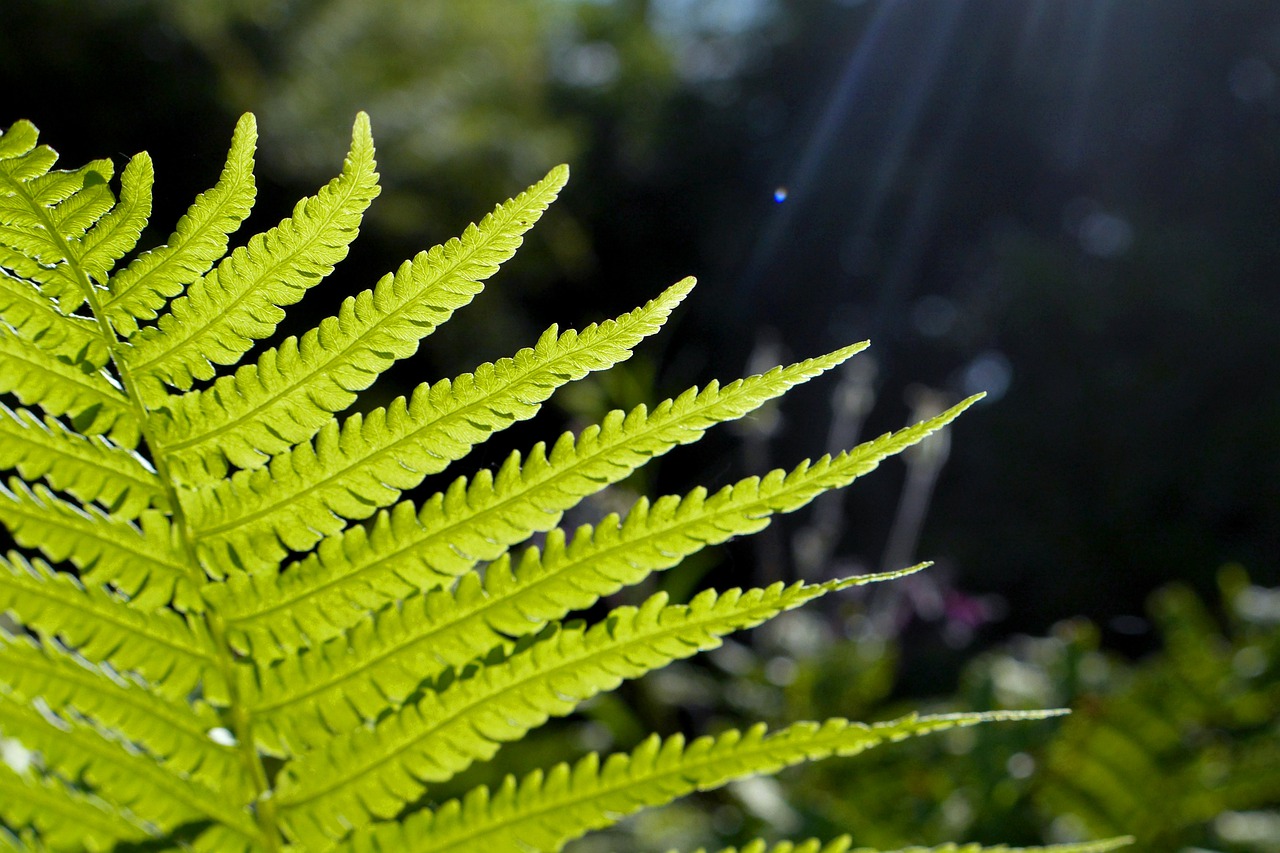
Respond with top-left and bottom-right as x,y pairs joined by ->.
0,114 -> 1127,853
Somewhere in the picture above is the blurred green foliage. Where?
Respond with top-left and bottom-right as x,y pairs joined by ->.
560,567 -> 1280,853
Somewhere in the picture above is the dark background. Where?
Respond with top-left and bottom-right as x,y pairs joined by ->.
4,0 -> 1277,667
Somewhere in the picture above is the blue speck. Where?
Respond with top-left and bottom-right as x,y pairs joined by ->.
773,187 -> 788,203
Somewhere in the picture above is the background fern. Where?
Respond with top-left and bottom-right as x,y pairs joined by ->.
0,113 -> 1127,853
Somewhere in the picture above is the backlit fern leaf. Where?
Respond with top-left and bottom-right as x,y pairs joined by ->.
0,114 -> 1128,853
149,162 -> 566,482
346,711 -> 1072,853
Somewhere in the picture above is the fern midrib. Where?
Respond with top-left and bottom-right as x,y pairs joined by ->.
237,376 -> 799,630
125,169 -> 367,378
278,586 -> 819,809
22,181 -> 284,851
195,307 -> 651,541
157,179 -> 552,457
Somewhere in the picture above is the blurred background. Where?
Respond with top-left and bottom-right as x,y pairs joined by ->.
3,0 -> 1278,850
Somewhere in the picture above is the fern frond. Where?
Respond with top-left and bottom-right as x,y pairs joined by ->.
0,552 -> 218,698
187,277 -> 693,563
0,479 -> 197,609
0,694 -> 257,840
151,163 -> 570,480
0,404 -> 166,520
339,711 -> 1066,853
678,839 -> 1135,853
211,345 -> 871,652
0,761 -> 155,852
0,631 -> 241,794
0,326 -> 137,447
273,576 -> 904,843
0,268 -> 109,367
248,566 -> 918,757
102,113 -> 257,335
122,113 -> 379,390
0,113 -> 1038,851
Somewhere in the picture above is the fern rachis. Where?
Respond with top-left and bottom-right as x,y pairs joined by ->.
0,113 -> 1130,853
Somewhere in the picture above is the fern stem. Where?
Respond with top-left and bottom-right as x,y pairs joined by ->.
41,202 -> 285,852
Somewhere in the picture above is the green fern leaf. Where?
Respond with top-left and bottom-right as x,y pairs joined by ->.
0,479 -> 197,609
209,344 -> 871,652
0,762 -> 155,852
186,276 -> 693,566
122,113 -> 378,390
150,162 -> 568,480
231,401 -> 971,742
248,567 -> 918,757
0,403 -> 166,519
0,325 -> 137,446
75,153 -> 153,287
0,268 -> 109,367
101,113 -> 257,336
344,711 -> 1070,853
274,576 -> 929,842
0,124 -> 117,311
0,630 -> 241,794
0,552 -> 218,699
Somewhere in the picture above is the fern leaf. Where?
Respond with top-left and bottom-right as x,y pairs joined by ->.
343,711 -> 1069,853
680,840 -> 1135,853
152,162 -> 570,480
0,403 -> 166,519
0,694 -> 257,840
0,325 -> 137,447
0,119 -> 149,313
211,345 -> 869,651
248,567 -> 918,756
0,761 -> 156,852
237,401 -> 973,736
76,152 -> 153,287
188,277 -> 693,561
102,113 -> 257,335
122,113 -> 379,390
274,576 -> 898,843
300,397 -> 976,695
0,267 -> 109,367
0,630 -> 242,795
0,122 -> 118,310
0,552 -> 218,698
0,479 -> 198,609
